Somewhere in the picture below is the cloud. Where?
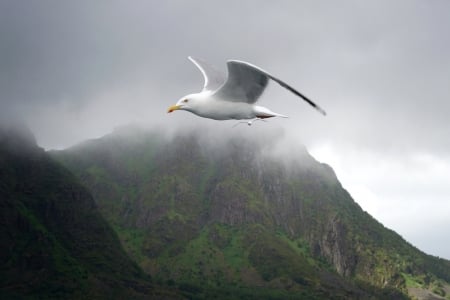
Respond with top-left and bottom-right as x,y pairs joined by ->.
1,0 -> 450,258
311,143 -> 450,258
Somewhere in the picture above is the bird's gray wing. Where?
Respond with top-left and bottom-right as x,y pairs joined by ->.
215,60 -> 326,115
188,56 -> 226,92
214,60 -> 269,104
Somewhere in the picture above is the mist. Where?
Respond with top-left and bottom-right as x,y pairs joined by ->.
1,0 -> 450,259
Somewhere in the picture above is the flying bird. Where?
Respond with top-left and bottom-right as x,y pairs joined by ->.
168,57 -> 326,125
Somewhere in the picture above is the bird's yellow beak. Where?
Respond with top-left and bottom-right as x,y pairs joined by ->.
167,104 -> 181,113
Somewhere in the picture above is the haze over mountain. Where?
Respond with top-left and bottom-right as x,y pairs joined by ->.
50,124 -> 450,300
2,0 -> 450,260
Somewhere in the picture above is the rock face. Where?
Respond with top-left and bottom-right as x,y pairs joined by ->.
52,125 -> 450,299
0,124 -> 178,299
318,215 -> 356,277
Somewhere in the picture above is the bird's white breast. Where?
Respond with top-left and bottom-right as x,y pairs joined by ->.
193,97 -> 255,120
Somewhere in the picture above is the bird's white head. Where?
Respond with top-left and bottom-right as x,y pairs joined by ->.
167,93 -> 202,114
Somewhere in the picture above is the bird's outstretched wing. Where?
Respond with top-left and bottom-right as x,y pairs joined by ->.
188,56 -> 226,92
215,60 -> 327,116
214,60 -> 269,104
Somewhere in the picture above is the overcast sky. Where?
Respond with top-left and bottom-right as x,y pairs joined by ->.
1,0 -> 450,259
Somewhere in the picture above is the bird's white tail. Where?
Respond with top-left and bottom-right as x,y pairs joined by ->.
254,106 -> 288,119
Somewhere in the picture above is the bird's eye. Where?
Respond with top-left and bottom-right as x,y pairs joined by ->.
183,99 -> 189,103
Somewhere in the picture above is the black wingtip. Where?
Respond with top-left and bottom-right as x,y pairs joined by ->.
267,74 -> 327,116
303,98 -> 326,116
316,106 -> 327,116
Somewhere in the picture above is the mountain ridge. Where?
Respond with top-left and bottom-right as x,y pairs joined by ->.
51,125 -> 450,299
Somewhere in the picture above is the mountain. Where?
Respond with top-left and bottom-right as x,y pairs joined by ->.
51,125 -> 450,300
0,124 -> 180,299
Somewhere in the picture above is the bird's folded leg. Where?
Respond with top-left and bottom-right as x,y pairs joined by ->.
249,118 -> 268,126
232,118 -> 267,128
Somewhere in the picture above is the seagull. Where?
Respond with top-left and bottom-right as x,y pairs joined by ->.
168,57 -> 326,125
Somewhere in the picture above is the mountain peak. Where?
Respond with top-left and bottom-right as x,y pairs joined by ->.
0,121 -> 38,154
